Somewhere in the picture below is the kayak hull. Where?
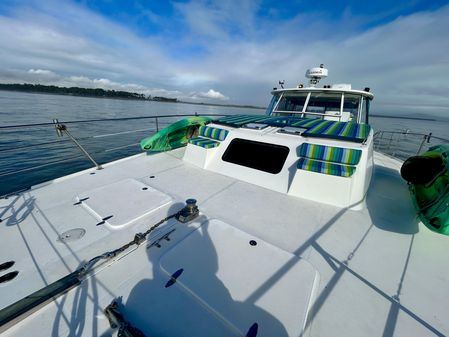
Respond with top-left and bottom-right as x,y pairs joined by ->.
140,116 -> 212,152
402,145 -> 449,234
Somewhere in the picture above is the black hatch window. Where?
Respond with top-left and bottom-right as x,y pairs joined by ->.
222,138 -> 290,174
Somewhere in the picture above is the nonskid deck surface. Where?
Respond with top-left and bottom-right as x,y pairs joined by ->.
0,149 -> 448,336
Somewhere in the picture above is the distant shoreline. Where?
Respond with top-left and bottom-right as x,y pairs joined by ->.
0,83 -> 266,110
370,114 -> 436,121
0,85 -> 442,119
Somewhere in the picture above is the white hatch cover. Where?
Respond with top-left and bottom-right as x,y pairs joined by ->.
77,178 -> 172,228
159,219 -> 319,337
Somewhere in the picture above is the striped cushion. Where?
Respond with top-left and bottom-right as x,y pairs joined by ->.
199,126 -> 229,141
188,137 -> 220,149
299,143 -> 362,165
297,158 -> 356,177
214,115 -> 274,127
303,121 -> 371,143
215,115 -> 371,143
290,118 -> 326,128
215,114 -> 314,128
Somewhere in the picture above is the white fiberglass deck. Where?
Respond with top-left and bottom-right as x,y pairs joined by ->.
0,149 -> 448,337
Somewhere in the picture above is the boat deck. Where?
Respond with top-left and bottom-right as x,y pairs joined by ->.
1,149 -> 448,337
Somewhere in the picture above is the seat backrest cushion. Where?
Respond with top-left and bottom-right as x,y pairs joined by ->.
199,125 -> 229,141
299,143 -> 362,165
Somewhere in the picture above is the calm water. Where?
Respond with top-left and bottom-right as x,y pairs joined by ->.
1,91 -> 448,195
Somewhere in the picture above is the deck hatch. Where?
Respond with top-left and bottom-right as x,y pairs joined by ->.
159,219 -> 318,336
77,179 -> 172,228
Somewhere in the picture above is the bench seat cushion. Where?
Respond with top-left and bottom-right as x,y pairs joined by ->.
297,158 -> 356,177
299,143 -> 362,165
188,137 -> 220,149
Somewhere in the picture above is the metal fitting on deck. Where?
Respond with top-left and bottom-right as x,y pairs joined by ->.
176,199 -> 199,223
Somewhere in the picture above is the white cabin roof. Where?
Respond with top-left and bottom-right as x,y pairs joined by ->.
271,86 -> 374,100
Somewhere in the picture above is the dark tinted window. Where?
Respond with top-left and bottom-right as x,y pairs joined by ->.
222,139 -> 290,174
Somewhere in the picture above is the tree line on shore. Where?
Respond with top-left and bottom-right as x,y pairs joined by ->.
0,83 -> 267,109
0,83 -> 176,101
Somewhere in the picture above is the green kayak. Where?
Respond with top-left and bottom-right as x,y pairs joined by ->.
140,116 -> 212,152
401,145 -> 449,235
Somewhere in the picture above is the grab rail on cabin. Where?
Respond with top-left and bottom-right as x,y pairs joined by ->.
0,113 -> 230,197
373,130 -> 449,161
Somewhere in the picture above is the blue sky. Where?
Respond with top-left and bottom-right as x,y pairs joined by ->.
1,0 -> 449,115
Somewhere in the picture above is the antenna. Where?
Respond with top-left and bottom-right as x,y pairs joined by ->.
305,64 -> 328,87
278,80 -> 285,89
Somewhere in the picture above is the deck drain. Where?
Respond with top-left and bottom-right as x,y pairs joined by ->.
0,271 -> 19,284
57,228 -> 86,243
0,261 -> 15,271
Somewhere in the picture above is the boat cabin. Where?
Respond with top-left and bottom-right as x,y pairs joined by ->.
267,65 -> 373,123
183,66 -> 374,209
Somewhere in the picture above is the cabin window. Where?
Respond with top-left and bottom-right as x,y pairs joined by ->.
222,138 -> 290,174
265,95 -> 279,115
343,94 -> 361,122
274,93 -> 308,114
305,92 -> 342,114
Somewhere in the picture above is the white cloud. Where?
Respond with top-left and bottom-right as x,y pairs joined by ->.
28,69 -> 56,75
189,89 -> 229,101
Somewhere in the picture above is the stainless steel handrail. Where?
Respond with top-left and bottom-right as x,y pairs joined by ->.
373,130 -> 449,160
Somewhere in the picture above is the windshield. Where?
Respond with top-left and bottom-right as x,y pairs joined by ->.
268,90 -> 370,123
305,92 -> 342,113
276,93 -> 308,113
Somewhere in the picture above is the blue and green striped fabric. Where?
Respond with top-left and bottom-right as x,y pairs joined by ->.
188,137 -> 220,149
215,115 -> 371,143
303,121 -> 371,143
298,143 -> 362,165
198,125 -> 229,141
290,118 -> 325,128
214,115 -> 274,127
297,158 -> 356,177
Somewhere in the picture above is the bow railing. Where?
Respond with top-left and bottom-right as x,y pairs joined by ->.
0,113 -> 229,197
373,130 -> 449,160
